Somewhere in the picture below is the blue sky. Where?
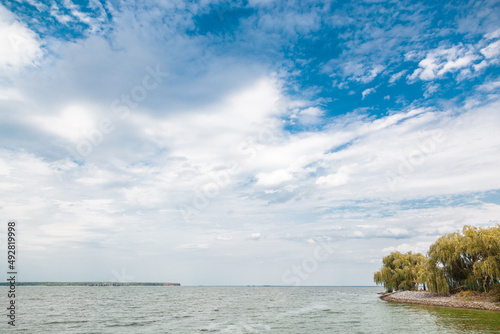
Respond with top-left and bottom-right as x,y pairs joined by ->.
0,0 -> 499,285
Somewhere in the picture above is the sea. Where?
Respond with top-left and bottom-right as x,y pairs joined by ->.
2,286 -> 500,333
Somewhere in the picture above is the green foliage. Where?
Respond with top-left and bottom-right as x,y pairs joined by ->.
373,251 -> 427,292
374,225 -> 500,295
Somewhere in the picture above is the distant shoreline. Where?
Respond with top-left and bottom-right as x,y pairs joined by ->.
0,282 -> 180,286
380,291 -> 500,312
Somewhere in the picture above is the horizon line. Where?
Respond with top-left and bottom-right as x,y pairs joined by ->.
1,281 -> 379,287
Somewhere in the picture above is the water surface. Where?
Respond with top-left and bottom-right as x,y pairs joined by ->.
3,286 -> 500,333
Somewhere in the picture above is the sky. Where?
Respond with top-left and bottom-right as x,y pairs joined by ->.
0,0 -> 499,286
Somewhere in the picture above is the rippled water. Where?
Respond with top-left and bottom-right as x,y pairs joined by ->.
3,286 -> 500,333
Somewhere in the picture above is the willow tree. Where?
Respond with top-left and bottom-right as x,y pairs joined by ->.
423,256 -> 450,294
374,252 -> 427,292
427,225 -> 500,293
426,231 -> 467,293
465,225 -> 500,292
375,225 -> 500,295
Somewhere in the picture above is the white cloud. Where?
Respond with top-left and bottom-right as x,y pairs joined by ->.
295,107 -> 324,125
382,242 -> 431,254
423,83 -> 440,98
477,79 -> 500,92
480,40 -> 500,59
384,228 -> 409,237
58,0 -> 109,33
407,33 -> 500,83
316,166 -> 352,187
408,45 -> 480,81
256,169 -> 293,186
316,173 -> 349,187
247,233 -> 262,240
361,87 -> 376,99
0,5 -> 43,71
34,104 -> 96,142
24,0 -> 48,12
389,70 -> 407,83
300,107 -> 323,117
485,28 -> 500,39
50,3 -> 74,24
334,61 -> 386,84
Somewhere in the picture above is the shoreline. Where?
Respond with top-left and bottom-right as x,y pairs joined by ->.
0,282 -> 181,287
380,291 -> 500,312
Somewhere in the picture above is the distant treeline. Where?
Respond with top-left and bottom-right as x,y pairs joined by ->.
0,282 -> 180,286
374,225 -> 500,295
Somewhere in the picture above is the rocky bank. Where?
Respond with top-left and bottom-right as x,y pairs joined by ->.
380,291 -> 500,312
